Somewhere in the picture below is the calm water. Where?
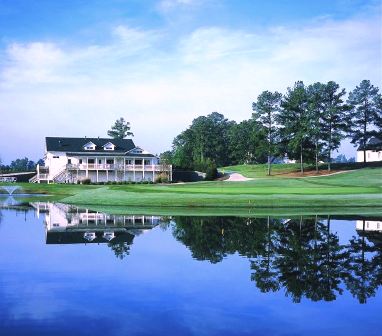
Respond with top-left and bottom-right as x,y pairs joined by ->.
0,200 -> 381,336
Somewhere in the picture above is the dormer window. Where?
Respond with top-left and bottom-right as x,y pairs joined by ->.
83,141 -> 96,150
103,142 -> 115,151
130,147 -> 143,154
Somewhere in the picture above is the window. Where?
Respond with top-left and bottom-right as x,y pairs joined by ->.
103,142 -> 115,151
88,159 -> 95,164
125,159 -> 132,165
106,159 -> 114,164
130,148 -> 143,154
135,159 -> 143,165
53,156 -> 59,158
79,159 -> 83,164
83,142 -> 96,150
144,160 -> 151,165
98,159 -> 102,164
68,159 -> 72,164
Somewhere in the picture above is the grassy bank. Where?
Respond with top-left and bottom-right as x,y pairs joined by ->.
221,161 -> 382,178
2,167 -> 381,210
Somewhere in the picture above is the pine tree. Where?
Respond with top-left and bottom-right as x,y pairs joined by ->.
107,117 -> 133,139
347,80 -> 381,163
252,91 -> 282,175
279,81 -> 311,174
306,82 -> 325,172
320,81 -> 349,171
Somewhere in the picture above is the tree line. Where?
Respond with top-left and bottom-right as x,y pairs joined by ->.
0,157 -> 43,173
162,80 -> 381,175
169,215 -> 381,304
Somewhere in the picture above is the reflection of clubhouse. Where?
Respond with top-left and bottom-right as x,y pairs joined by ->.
31,202 -> 160,244
356,220 -> 382,232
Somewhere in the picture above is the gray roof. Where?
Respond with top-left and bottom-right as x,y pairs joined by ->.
66,152 -> 156,158
358,137 -> 382,150
46,137 -> 136,153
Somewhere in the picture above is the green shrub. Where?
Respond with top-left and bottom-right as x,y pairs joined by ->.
205,163 -> 218,181
81,178 -> 91,185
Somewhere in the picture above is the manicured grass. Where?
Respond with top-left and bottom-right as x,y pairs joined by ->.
221,163 -> 310,177
3,167 -> 380,211
221,161 -> 382,178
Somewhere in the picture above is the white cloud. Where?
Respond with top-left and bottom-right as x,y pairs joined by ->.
2,42 -> 67,84
158,0 -> 202,12
0,14 -> 380,162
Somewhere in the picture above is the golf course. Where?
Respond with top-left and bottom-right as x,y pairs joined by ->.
3,165 -> 381,214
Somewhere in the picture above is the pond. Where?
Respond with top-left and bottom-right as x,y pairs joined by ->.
0,201 -> 381,335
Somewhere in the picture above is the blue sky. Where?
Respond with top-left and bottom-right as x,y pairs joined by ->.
0,0 -> 381,163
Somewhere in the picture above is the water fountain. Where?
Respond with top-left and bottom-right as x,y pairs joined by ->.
1,186 -> 20,196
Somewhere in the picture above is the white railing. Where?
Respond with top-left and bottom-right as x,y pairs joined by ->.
67,164 -> 171,171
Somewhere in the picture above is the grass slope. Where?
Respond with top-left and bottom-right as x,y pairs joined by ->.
221,162 -> 382,178
4,167 -> 379,210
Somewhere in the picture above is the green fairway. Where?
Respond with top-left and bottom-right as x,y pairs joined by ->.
3,167 -> 381,211
221,162 -> 382,178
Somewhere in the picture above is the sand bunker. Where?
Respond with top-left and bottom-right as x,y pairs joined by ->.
225,173 -> 252,181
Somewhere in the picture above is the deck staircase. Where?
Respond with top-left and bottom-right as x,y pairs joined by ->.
52,168 -> 69,183
29,175 -> 39,183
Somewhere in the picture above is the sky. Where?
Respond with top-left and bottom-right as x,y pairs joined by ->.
0,0 -> 381,163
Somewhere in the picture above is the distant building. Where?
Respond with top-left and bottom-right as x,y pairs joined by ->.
356,220 -> 382,232
356,137 -> 382,162
283,154 -> 296,164
30,137 -> 172,183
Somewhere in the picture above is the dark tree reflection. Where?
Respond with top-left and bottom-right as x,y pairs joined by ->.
108,242 -> 131,260
171,215 -> 382,303
344,220 -> 381,303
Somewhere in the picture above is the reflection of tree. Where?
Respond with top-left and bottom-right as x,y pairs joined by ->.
172,217 -> 269,263
250,216 -> 280,293
108,242 -> 131,260
171,215 -> 382,303
344,220 -> 380,304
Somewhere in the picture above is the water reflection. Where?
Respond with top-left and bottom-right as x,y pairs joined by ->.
31,202 -> 162,259
170,215 -> 382,304
6,202 -> 382,304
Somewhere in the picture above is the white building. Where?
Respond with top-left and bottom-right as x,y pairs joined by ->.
30,137 -> 172,183
356,137 -> 382,162
356,220 -> 382,232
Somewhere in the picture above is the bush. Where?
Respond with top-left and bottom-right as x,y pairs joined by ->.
205,163 -> 218,181
155,173 -> 169,183
81,178 -> 91,185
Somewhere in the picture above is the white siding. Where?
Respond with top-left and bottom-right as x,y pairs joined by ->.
356,150 -> 382,162
45,152 -> 68,179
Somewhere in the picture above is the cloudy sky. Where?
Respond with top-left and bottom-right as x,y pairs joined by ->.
0,0 -> 381,163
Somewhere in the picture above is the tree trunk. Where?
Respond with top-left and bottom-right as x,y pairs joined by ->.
328,122 -> 332,171
267,126 -> 272,176
315,141 -> 319,173
300,143 -> 304,174
363,103 -> 367,164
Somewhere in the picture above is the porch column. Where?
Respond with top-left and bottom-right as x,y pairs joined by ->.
123,158 -> 126,181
